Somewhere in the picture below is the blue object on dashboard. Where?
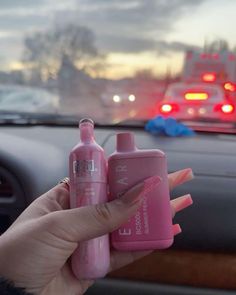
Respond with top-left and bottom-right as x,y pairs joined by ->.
145,116 -> 195,137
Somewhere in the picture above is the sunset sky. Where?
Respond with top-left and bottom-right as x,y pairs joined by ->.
0,0 -> 236,79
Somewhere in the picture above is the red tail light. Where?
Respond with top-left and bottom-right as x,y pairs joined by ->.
214,103 -> 234,114
202,73 -> 216,82
221,104 -> 234,114
185,92 -> 208,100
160,104 -> 172,113
224,82 -> 235,92
160,103 -> 179,114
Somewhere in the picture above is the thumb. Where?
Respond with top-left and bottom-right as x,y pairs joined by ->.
42,175 -> 162,243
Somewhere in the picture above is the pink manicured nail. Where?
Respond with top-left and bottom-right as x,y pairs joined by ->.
172,168 -> 194,187
142,175 -> 162,196
173,224 -> 182,236
122,175 -> 162,205
175,194 -> 193,212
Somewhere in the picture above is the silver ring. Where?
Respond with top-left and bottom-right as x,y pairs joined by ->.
58,177 -> 70,186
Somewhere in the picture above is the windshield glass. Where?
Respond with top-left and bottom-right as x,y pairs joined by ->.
0,0 -> 236,129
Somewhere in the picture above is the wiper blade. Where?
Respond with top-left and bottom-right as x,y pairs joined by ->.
0,111 -> 81,126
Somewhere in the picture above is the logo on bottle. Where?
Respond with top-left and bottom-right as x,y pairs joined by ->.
73,160 -> 97,176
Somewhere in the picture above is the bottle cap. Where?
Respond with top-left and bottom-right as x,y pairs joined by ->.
79,118 -> 94,126
79,118 -> 94,142
116,132 -> 136,152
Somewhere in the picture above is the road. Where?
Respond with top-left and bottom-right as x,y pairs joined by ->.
58,80 -> 166,123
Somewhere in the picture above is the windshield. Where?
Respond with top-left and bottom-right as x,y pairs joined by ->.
0,1 -> 236,130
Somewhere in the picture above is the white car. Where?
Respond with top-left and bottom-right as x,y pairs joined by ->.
158,82 -> 235,121
0,85 -> 60,113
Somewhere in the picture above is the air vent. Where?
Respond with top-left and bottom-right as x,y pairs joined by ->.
0,174 -> 13,197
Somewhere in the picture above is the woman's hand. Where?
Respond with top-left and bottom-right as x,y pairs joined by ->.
0,168 -> 193,295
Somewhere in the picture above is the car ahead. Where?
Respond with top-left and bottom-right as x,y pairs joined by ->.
101,87 -> 136,108
0,85 -> 60,113
158,82 -> 236,122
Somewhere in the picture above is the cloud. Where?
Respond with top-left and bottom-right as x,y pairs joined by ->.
155,41 -> 201,56
0,0 -> 47,9
0,0 -> 207,70
75,0 -> 206,34
96,35 -> 157,53
93,35 -> 200,55
59,0 -> 206,53
0,14 -> 50,32
95,35 -> 200,55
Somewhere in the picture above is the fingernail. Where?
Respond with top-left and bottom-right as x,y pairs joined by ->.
58,177 -> 70,190
122,175 -> 162,206
173,224 -> 182,236
175,194 -> 193,213
173,168 -> 194,187
143,175 -> 162,196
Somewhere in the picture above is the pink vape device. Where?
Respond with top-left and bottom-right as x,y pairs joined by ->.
69,118 -> 110,279
108,132 -> 173,251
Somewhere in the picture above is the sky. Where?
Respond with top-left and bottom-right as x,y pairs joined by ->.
0,0 -> 236,79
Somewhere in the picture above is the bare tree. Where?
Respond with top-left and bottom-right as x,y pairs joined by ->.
205,39 -> 229,53
22,24 -> 106,81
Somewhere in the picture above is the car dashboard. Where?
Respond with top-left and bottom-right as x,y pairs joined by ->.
0,125 -> 236,295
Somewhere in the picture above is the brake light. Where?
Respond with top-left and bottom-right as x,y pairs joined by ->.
202,73 -> 216,82
160,103 -> 179,114
160,104 -> 173,113
185,92 -> 208,100
221,104 -> 234,114
224,82 -> 235,92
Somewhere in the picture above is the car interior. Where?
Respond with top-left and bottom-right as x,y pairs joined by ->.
1,1 -> 236,294
1,124 -> 236,294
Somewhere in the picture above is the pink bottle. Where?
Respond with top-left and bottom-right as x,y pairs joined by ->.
108,132 -> 173,251
69,118 -> 110,279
